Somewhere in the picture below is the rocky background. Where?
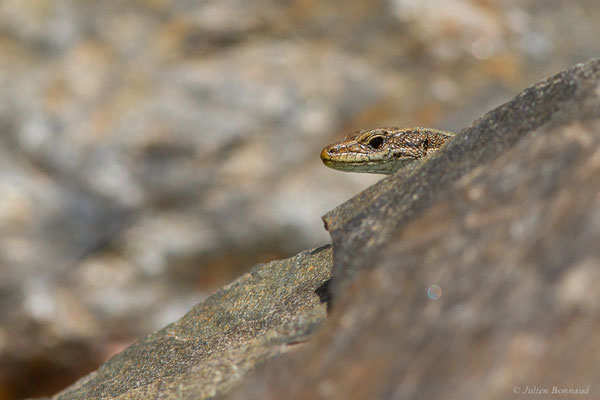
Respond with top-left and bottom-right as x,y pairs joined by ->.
48,59 -> 600,400
0,0 -> 598,399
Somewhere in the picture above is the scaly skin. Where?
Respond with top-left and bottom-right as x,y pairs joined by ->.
320,127 -> 455,175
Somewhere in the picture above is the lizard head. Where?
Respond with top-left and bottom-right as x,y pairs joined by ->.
320,127 -> 454,175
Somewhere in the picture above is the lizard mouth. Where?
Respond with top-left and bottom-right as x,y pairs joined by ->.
320,147 -> 382,164
322,158 -> 370,169
321,147 -> 418,174
321,154 -> 394,174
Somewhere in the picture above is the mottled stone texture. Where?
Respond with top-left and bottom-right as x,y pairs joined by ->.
51,245 -> 332,400
325,58 -> 600,295
224,60 -> 600,399
51,59 -> 600,400
3,1 -> 600,397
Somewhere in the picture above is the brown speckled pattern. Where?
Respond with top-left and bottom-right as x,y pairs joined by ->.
320,127 -> 455,174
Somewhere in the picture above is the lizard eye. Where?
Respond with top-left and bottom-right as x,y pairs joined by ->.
367,136 -> 384,149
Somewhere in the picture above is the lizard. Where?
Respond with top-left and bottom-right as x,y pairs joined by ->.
320,127 -> 456,175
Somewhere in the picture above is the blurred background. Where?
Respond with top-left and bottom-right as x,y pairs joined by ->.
0,0 -> 598,398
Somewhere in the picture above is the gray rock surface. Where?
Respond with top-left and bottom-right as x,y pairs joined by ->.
225,59 -> 600,399
3,1 -> 600,398
51,245 -> 331,400
325,57 -> 600,296
51,59 -> 600,400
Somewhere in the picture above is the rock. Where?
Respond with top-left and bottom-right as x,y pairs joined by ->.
51,58 -> 600,400
324,57 -> 600,296
3,2 -> 600,397
50,245 -> 332,399
224,58 -> 600,399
